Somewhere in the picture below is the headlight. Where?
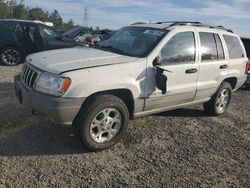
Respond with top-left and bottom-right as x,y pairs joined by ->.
34,72 -> 71,96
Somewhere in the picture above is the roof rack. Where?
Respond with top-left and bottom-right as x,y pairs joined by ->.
156,21 -> 201,25
157,21 -> 233,33
130,21 -> 233,33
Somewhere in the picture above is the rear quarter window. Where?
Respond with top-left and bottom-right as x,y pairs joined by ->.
223,35 -> 244,59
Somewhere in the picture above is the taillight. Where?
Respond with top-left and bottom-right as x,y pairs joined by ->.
246,59 -> 250,74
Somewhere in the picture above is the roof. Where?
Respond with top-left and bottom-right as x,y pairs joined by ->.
0,19 -> 53,26
129,21 -> 234,33
0,19 -> 37,23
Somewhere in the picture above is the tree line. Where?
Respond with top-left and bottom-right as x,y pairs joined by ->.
0,0 -> 75,31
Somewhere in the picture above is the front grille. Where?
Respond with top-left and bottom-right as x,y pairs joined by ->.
21,63 -> 38,88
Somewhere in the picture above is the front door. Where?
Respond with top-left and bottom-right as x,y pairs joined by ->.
144,31 -> 199,111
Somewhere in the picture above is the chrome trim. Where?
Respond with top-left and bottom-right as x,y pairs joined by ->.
21,63 -> 40,88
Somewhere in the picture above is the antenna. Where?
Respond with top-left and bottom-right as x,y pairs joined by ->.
84,0 -> 91,27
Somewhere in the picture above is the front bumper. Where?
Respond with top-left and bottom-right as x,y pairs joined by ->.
14,75 -> 85,126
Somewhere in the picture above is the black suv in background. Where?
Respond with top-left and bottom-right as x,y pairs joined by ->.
63,26 -> 90,42
241,38 -> 250,89
0,19 -> 79,66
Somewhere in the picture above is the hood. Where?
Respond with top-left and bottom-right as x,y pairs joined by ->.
27,47 -> 138,74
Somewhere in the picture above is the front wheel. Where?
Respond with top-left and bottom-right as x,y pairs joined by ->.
75,94 -> 129,151
203,82 -> 232,116
0,46 -> 23,66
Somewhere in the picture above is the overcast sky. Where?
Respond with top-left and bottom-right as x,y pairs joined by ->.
24,0 -> 250,37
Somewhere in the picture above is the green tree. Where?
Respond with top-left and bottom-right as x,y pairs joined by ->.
28,7 -> 49,21
12,0 -> 28,19
49,10 -> 63,30
0,0 -> 9,18
62,19 -> 75,31
7,0 -> 17,18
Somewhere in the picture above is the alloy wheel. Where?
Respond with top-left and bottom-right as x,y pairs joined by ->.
90,108 -> 122,143
216,89 -> 230,113
2,49 -> 21,65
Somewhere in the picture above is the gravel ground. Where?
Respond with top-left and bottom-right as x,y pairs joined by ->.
0,65 -> 249,187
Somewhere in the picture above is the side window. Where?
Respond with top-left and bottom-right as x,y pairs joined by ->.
199,32 -> 217,61
14,23 -> 24,41
223,35 -> 244,59
39,25 -> 58,38
160,31 -> 195,64
28,26 -> 36,43
214,34 -> 225,59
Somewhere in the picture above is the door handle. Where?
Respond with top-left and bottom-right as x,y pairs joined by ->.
185,68 -> 197,74
220,64 -> 228,69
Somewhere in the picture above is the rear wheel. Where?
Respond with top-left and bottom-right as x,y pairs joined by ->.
75,94 -> 129,151
203,82 -> 232,116
0,46 -> 23,66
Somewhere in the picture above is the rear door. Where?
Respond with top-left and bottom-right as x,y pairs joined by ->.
19,22 -> 39,54
194,31 -> 229,100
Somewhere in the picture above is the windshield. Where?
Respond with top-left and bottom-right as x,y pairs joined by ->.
39,25 -> 60,38
96,27 -> 167,57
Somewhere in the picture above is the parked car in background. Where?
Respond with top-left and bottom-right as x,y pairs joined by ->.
85,34 -> 106,46
14,22 -> 247,151
241,38 -> 250,89
85,30 -> 113,46
63,26 -> 90,42
0,19 -> 79,66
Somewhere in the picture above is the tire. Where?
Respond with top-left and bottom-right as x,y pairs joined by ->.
246,84 -> 250,90
0,46 -> 23,66
75,94 -> 129,151
203,82 -> 232,116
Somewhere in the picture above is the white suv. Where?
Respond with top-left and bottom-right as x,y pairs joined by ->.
14,22 -> 248,151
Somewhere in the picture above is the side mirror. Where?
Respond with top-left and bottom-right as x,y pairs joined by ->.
156,68 -> 167,95
153,56 -> 169,95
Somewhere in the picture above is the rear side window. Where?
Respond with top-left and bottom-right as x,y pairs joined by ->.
214,34 -> 225,59
223,35 -> 244,59
160,31 -> 195,64
199,32 -> 225,61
